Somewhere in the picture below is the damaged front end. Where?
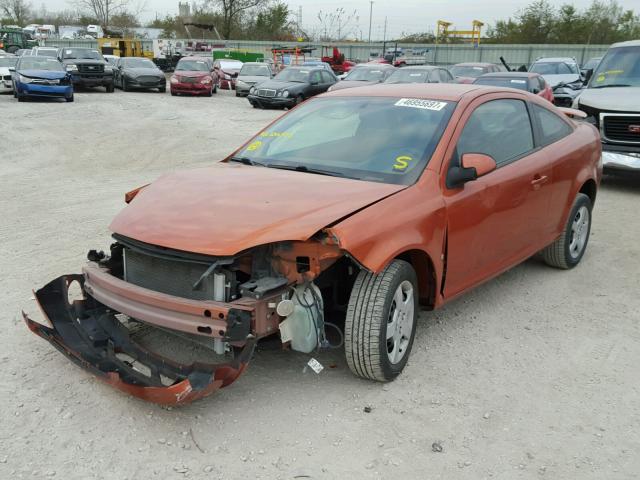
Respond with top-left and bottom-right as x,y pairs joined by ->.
24,235 -> 346,405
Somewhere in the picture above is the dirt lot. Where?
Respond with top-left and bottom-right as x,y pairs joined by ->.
1,87 -> 639,480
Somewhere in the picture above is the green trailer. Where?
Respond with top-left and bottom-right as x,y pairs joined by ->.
212,50 -> 264,63
0,28 -> 37,54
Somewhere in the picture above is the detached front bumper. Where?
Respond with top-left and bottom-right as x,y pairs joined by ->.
23,270 -> 261,405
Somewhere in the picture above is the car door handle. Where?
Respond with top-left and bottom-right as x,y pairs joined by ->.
531,175 -> 549,189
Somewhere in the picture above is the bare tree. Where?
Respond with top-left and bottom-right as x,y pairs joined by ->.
0,0 -> 32,25
72,0 -> 144,32
212,0 -> 268,39
316,8 -> 359,41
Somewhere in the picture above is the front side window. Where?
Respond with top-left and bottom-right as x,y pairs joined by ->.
457,99 -> 534,167
234,97 -> 456,185
532,104 -> 572,146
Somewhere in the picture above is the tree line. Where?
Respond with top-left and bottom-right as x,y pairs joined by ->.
1,0 -> 638,43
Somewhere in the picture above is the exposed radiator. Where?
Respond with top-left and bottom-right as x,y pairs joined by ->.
123,248 -> 224,301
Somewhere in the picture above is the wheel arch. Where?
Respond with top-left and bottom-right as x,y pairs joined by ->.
394,249 -> 437,308
579,178 -> 597,205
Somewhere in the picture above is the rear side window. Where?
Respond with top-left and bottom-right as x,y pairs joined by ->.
321,71 -> 334,83
457,99 -> 534,167
532,104 -> 573,146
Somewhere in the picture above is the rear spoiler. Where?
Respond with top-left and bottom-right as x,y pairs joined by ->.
557,107 -> 587,120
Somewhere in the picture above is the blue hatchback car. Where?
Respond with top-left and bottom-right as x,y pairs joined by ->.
11,55 -> 74,102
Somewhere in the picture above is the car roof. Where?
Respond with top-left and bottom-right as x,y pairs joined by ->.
323,83 -> 487,101
479,71 -> 536,78
610,39 -> 640,48
453,62 -> 495,67
533,57 -> 577,63
391,65 -> 440,70
353,63 -> 395,69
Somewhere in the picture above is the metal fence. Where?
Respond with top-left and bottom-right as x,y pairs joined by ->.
44,38 -> 611,66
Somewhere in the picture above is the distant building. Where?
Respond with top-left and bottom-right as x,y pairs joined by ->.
178,2 -> 191,17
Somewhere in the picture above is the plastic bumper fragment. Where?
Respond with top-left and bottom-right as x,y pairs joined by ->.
23,274 -> 255,405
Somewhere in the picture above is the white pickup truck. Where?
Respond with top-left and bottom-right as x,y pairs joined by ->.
574,40 -> 640,172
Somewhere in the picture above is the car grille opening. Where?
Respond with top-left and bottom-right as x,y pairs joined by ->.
123,248 -> 218,301
78,64 -> 104,74
137,75 -> 161,84
257,88 -> 276,97
602,114 -> 640,144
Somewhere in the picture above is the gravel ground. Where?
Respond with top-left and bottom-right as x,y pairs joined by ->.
1,87 -> 639,480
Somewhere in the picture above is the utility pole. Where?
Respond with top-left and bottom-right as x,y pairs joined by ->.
297,6 -> 302,38
368,1 -> 373,43
383,16 -> 387,43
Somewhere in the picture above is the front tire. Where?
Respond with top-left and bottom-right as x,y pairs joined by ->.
540,193 -> 592,269
66,94 -> 74,103
345,260 -> 418,382
106,83 -> 115,93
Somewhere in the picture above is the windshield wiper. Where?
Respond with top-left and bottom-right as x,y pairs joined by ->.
592,84 -> 631,89
228,156 -> 266,166
267,163 -> 345,177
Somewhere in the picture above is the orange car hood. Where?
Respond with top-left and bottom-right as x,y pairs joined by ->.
110,163 -> 406,256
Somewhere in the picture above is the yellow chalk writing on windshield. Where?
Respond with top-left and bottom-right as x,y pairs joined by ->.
246,141 -> 263,151
393,155 -> 413,171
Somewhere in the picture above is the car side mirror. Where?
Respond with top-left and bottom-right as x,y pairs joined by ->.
532,87 -> 540,94
583,68 -> 593,84
447,153 -> 496,188
8,66 -> 15,72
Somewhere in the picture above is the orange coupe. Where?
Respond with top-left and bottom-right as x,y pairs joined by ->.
24,84 -> 602,404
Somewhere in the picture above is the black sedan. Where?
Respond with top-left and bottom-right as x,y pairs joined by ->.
114,57 -> 166,92
247,66 -> 337,109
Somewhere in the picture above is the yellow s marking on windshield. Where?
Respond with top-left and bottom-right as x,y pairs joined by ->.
393,155 -> 413,171
246,141 -> 263,151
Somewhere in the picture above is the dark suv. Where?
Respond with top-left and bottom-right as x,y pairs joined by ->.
57,47 -> 114,92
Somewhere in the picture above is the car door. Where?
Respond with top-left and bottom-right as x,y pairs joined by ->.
321,71 -> 336,91
442,95 -> 553,298
308,70 -> 324,95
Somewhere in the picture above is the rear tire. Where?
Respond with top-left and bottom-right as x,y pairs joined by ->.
171,91 -> 177,96
159,86 -> 166,93
540,193 -> 592,269
121,80 -> 129,92
106,83 -> 115,93
345,260 -> 418,382
212,83 -> 217,94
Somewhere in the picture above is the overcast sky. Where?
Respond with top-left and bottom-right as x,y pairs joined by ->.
40,0 -> 638,39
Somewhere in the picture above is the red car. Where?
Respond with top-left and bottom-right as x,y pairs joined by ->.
170,58 -> 218,96
451,62 -> 501,83
474,72 -> 554,103
214,59 -> 243,90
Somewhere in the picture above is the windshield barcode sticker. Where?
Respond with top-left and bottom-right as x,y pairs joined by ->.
395,98 -> 448,111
